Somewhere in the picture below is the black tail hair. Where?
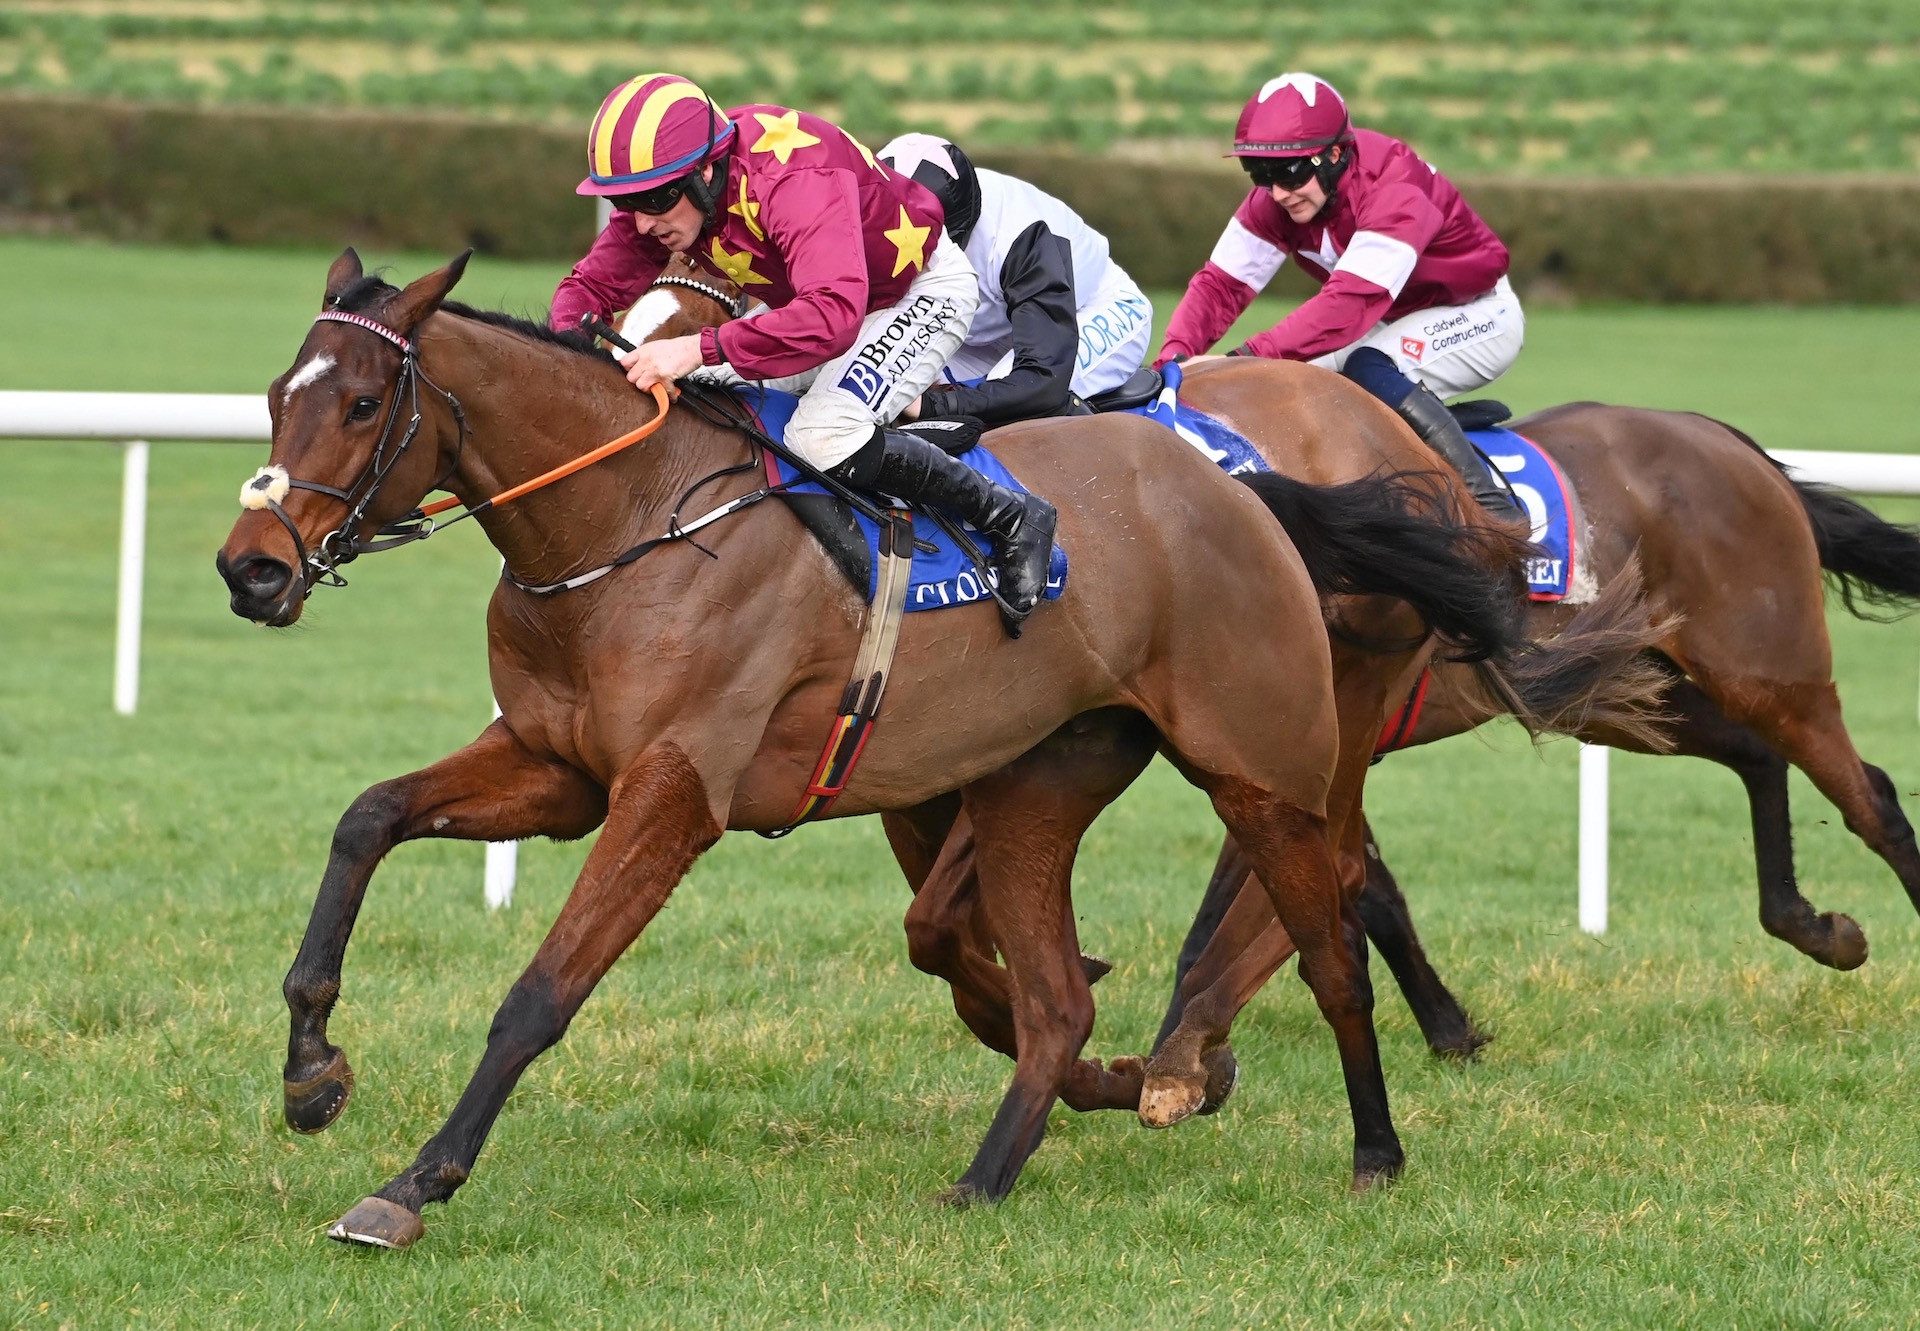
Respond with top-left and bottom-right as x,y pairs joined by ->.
1790,479 -> 1920,621
1478,556 -> 1676,750
1699,414 -> 1920,622
1237,468 -> 1528,663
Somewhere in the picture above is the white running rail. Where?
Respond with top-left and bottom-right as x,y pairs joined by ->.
5,389 -> 1918,920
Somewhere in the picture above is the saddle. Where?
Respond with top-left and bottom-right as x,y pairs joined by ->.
733,388 -> 1064,611
778,419 -> 979,592
1448,398 -> 1513,431
1086,366 -> 1165,413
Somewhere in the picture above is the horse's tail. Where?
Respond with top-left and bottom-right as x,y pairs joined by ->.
1701,415 -> 1920,621
1236,468 -> 1529,664
1468,556 -> 1677,751
1789,480 -> 1920,620
1240,468 -> 1675,748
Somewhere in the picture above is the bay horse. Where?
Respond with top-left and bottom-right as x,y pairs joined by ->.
623,262 -> 1676,1127
1154,399 -> 1920,1067
215,249 -> 1555,1248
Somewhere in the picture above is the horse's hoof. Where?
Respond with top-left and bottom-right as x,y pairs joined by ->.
1138,1074 -> 1206,1129
932,1182 -> 995,1209
1351,1149 -> 1405,1194
1431,1025 -> 1494,1061
1818,913 -> 1869,971
1079,954 -> 1115,986
284,1049 -> 354,1134
1063,1055 -> 1148,1113
1196,1046 -> 1240,1116
326,1196 -> 424,1249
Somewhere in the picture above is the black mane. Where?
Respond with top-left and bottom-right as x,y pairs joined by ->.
332,273 -> 614,364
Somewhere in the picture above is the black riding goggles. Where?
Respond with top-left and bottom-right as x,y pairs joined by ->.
1242,154 -> 1323,192
610,175 -> 695,216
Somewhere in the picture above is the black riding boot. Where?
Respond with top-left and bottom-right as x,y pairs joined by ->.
1395,385 -> 1522,519
869,428 -> 1057,635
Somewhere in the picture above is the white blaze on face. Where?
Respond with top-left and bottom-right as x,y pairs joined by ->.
282,353 -> 335,405
618,287 -> 685,344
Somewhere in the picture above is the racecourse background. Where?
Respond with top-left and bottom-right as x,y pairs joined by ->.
4,0 -> 1916,169
2,234 -> 1918,1327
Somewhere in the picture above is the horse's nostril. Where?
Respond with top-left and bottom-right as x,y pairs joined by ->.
235,556 -> 292,601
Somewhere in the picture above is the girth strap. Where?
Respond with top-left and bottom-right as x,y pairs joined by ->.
761,510 -> 916,837
1372,668 -> 1433,762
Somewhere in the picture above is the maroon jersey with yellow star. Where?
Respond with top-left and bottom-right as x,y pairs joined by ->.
549,104 -> 947,380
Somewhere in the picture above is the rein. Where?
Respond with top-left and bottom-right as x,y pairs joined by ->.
242,310 -> 673,596
248,298 -> 918,835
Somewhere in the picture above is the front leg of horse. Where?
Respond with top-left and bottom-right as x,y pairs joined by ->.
1154,834 -> 1254,1051
890,798 -> 1128,1113
937,761 -> 1117,1206
283,721 -> 605,1134
1139,866 -> 1292,1127
329,744 -> 719,1249
901,817 -> 1141,1113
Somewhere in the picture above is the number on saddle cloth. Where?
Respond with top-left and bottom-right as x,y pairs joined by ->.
1464,422 -> 1577,601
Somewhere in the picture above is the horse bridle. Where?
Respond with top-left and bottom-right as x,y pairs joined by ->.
242,310 -> 468,595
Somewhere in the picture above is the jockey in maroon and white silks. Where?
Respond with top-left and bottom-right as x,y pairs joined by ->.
551,74 -> 1056,631
1159,126 -> 1511,370
1158,72 -> 1523,515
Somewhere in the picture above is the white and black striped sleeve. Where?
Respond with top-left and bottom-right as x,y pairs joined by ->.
925,221 -> 1078,424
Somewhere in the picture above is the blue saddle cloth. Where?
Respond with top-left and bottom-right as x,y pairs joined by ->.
736,386 -> 1067,612
1464,426 -> 1575,600
1119,363 -> 1273,478
1123,365 -> 1573,601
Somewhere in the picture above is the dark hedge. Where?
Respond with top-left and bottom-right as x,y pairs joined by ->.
5,96 -> 1916,303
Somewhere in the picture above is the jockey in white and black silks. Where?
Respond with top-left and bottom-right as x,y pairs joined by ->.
551,73 -> 1057,628
1158,72 -> 1524,515
877,133 -> 1153,425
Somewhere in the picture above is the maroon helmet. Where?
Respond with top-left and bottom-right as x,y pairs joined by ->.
1231,73 -> 1355,193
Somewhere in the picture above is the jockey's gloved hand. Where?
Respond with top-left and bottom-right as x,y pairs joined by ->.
896,415 -> 987,457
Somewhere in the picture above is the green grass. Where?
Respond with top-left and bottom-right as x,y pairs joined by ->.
3,236 -> 1919,1328
3,0 -> 1917,169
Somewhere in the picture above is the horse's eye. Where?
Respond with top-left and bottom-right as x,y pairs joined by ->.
346,396 -> 382,423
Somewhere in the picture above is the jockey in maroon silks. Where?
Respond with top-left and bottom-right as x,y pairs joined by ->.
1158,72 -> 1524,515
551,73 -> 1057,629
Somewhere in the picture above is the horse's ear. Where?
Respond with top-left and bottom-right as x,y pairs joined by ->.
386,249 -> 473,334
323,247 -> 363,310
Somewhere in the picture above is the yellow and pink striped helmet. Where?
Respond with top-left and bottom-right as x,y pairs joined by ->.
577,73 -> 735,197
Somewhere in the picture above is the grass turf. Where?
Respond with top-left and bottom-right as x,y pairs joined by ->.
2,236 -> 1918,1328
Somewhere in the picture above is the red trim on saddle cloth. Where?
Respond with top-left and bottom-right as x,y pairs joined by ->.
1520,431 -> 1577,603
1373,669 -> 1432,758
